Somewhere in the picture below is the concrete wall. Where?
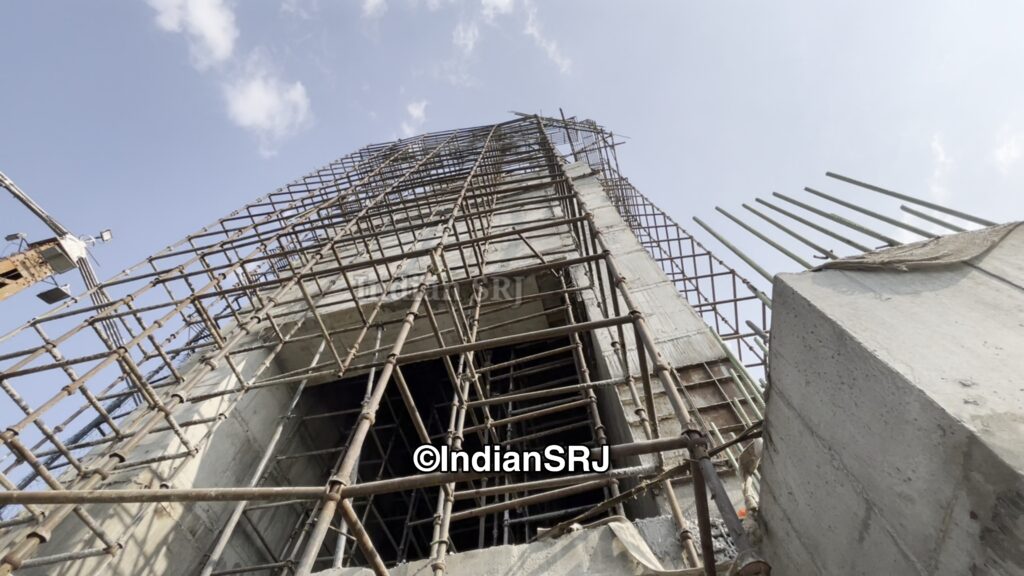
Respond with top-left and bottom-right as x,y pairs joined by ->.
0,339 -> 325,575
759,225 -> 1024,575
565,163 -> 744,520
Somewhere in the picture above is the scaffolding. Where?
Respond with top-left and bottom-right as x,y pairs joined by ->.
0,112 -> 994,576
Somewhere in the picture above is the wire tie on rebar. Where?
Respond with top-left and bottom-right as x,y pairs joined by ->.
683,430 -> 709,456
170,393 -> 187,405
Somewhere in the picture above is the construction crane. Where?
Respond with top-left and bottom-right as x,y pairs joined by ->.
1,170 -> 123,345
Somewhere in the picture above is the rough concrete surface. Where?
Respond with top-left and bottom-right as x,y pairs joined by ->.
564,164 -> 744,518
759,224 -> 1024,575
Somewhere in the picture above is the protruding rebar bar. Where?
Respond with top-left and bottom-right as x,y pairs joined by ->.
826,171 -> 995,226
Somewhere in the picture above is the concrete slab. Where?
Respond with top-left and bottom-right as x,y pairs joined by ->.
759,224 -> 1024,575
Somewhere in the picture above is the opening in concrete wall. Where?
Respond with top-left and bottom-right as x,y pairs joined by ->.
229,334 -> 613,572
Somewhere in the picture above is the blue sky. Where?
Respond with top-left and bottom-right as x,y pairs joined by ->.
2,0 -> 1024,326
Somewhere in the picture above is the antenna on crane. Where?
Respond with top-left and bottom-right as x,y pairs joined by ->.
0,170 -> 123,346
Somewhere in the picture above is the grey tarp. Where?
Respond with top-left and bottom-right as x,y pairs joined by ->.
815,222 -> 1021,272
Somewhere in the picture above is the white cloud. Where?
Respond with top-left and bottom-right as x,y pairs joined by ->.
438,60 -> 477,87
362,0 -> 387,18
481,0 -> 514,23
407,100 -> 427,122
929,133 -> 952,203
453,21 -> 480,56
401,100 -> 428,137
147,0 -> 238,69
148,1 -> 313,156
281,0 -> 319,19
522,0 -> 571,74
223,59 -> 312,156
891,132 -> 958,241
993,128 -> 1022,175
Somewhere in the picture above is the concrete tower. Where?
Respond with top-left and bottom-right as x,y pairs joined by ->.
5,112 -> 1011,576
0,115 -> 770,576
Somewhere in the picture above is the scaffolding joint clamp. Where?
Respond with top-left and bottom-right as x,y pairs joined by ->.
28,526 -> 51,544
86,467 -> 111,481
732,549 -> 773,575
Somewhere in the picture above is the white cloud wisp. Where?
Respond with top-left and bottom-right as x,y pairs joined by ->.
148,0 -> 313,155
363,0 -> 388,19
522,0 -> 571,74
453,21 -> 480,56
481,0 -> 514,23
147,0 -> 238,69
994,128 -> 1022,175
223,60 -> 312,156
401,100 -> 428,137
